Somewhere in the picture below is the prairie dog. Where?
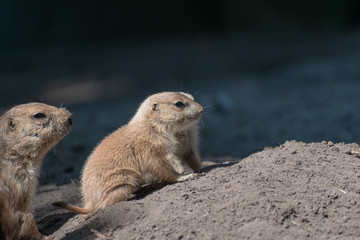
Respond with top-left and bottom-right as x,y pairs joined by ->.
0,103 -> 72,240
53,92 -> 203,218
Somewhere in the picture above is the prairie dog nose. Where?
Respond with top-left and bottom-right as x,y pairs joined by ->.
67,116 -> 73,126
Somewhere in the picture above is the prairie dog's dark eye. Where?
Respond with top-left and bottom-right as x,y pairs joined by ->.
174,101 -> 185,108
33,113 -> 46,119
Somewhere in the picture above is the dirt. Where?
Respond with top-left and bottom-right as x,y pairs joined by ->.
34,141 -> 360,239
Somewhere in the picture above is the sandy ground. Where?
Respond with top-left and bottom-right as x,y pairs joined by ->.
1,29 -> 360,239
35,141 -> 360,239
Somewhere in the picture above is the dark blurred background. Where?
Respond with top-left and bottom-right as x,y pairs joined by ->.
1,0 -> 359,49
1,0 -> 360,105
1,0 -> 360,183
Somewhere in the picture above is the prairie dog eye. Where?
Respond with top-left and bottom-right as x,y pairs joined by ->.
33,113 -> 46,119
174,101 -> 185,108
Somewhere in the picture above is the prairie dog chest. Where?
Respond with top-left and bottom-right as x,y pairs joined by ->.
0,159 -> 37,210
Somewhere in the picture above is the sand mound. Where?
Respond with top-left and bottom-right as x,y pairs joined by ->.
36,141 -> 360,239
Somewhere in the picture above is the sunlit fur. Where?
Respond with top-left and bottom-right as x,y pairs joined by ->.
54,92 -> 203,219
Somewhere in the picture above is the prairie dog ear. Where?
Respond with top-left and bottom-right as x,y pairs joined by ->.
152,102 -> 159,111
7,118 -> 16,133
180,92 -> 194,100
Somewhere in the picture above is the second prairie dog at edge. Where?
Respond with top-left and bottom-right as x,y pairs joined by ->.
54,91 -> 203,218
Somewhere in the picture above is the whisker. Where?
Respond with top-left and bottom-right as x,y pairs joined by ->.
37,97 -> 45,103
53,136 -> 57,155
203,104 -> 218,109
60,99 -> 67,108
194,89 -> 203,96
202,113 -> 216,119
200,118 -> 205,128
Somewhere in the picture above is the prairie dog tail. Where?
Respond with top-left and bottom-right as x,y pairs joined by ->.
52,202 -> 91,215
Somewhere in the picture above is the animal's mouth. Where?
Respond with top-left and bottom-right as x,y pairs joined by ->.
186,112 -> 202,121
61,116 -> 73,133
61,125 -> 72,136
52,121 -> 72,141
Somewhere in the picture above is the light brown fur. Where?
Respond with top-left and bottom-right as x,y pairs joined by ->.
53,92 -> 203,218
0,103 -> 72,240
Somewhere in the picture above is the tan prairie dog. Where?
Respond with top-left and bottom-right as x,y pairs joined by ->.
0,103 -> 72,240
53,92 -> 203,218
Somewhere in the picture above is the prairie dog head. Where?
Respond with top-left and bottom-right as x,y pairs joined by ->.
130,92 -> 203,132
0,103 -> 72,160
